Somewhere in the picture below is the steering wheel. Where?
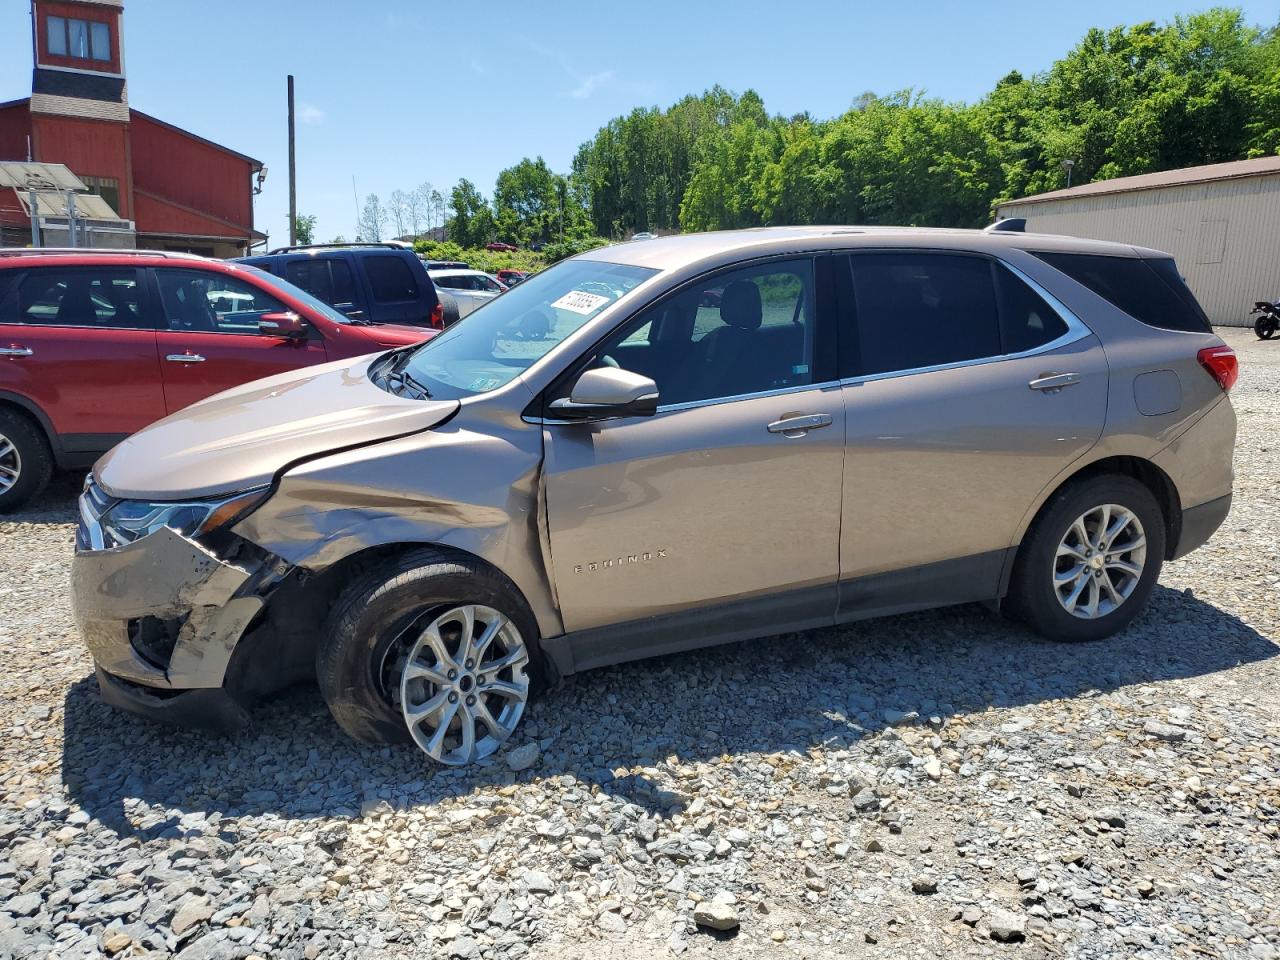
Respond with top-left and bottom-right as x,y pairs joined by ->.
598,354 -> 620,368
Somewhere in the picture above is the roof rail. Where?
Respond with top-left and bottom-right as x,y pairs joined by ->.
985,218 -> 1026,233
0,247 -> 205,259
264,241 -> 413,255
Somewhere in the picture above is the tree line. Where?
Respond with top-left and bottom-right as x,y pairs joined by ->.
462,9 -> 1280,242
322,9 -> 1278,248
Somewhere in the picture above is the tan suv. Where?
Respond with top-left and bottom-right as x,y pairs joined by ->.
71,227 -> 1237,765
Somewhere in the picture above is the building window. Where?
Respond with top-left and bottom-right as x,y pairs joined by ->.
47,16 -> 66,55
90,22 -> 110,60
46,15 -> 111,62
82,177 -> 121,214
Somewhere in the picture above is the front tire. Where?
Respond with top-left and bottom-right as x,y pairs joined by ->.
316,548 -> 541,765
1007,475 -> 1165,642
0,409 -> 53,513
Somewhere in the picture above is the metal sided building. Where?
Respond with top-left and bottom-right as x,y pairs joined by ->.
996,157 -> 1280,327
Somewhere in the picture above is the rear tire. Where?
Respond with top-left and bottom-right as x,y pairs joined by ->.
0,409 -> 53,513
316,548 -> 542,763
1255,315 -> 1278,340
1007,475 -> 1165,642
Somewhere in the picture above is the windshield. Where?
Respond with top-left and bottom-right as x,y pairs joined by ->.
241,266 -> 355,325
402,258 -> 658,398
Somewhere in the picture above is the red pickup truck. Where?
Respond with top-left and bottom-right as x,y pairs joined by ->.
0,250 -> 434,509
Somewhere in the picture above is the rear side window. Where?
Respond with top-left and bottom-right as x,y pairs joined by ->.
1032,252 -> 1210,333
364,255 -> 418,303
996,265 -> 1069,353
848,253 -> 1001,376
5,268 -> 146,328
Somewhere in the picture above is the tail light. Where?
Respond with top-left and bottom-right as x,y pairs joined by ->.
429,302 -> 444,329
1197,345 -> 1238,392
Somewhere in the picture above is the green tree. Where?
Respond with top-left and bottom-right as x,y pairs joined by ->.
292,213 -> 316,245
446,179 -> 494,247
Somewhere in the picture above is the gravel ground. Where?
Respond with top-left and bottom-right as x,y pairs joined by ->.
0,327 -> 1276,960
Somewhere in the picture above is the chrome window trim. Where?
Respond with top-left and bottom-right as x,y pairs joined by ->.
838,256 -> 1093,388
528,379 -> 842,425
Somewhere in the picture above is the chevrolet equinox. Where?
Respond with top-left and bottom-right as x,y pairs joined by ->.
71,227 -> 1237,765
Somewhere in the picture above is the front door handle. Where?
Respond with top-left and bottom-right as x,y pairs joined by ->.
166,353 -> 206,363
1028,372 -> 1081,392
767,413 -> 833,437
0,345 -> 33,357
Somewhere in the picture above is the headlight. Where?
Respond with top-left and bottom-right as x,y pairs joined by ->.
99,487 -> 270,547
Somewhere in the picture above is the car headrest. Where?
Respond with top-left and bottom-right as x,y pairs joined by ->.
719,280 -> 762,331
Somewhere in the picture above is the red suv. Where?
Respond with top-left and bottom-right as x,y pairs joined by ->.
0,250 -> 435,510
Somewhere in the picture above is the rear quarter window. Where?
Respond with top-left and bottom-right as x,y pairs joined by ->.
364,255 -> 419,303
1032,252 -> 1211,333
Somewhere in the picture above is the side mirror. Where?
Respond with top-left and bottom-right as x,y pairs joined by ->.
548,367 -> 659,420
259,311 -> 308,339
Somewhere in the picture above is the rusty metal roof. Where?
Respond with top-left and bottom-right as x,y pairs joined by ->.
1000,155 -> 1280,207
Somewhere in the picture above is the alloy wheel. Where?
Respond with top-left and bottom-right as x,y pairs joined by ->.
0,433 -> 21,494
395,604 -> 530,765
1053,504 -> 1147,620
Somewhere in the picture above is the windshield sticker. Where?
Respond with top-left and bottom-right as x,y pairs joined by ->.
550,290 -> 611,316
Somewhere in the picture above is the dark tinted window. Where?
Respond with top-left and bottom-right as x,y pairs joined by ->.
7,269 -> 145,328
156,269 -> 285,335
849,253 -> 1000,376
1031,252 -> 1210,333
365,255 -> 418,303
285,260 -> 333,303
583,259 -> 816,406
330,259 -> 356,303
996,265 -> 1069,353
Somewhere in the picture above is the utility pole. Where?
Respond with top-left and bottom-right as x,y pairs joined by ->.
287,75 -> 297,246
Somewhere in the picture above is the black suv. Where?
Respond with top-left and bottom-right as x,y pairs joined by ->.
237,243 -> 444,329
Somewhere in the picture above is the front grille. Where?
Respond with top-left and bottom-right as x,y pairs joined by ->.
77,477 -> 116,551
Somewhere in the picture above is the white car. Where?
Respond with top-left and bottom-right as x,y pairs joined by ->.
428,269 -> 508,319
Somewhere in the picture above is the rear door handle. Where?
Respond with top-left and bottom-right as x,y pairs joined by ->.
767,413 -> 833,437
166,353 -> 206,363
0,346 -> 33,357
1028,372 -> 1081,392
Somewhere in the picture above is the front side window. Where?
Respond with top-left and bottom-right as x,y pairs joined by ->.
579,258 -> 816,407
329,259 -> 356,304
7,269 -> 144,329
156,269 -> 286,335
365,256 -> 418,303
285,259 -> 333,304
402,259 -> 657,399
848,253 -> 1001,376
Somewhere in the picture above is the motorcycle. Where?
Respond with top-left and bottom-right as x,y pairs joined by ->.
1252,300 -> 1279,340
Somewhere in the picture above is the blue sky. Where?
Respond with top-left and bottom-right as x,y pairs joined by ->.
2,1 -> 1276,245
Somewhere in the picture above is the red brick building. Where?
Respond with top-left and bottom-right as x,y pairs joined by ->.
0,0 -> 264,256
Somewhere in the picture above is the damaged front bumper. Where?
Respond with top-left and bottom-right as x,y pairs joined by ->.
72,513 -> 284,731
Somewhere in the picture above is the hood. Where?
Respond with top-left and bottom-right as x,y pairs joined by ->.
364,323 -> 439,347
96,354 -> 458,500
